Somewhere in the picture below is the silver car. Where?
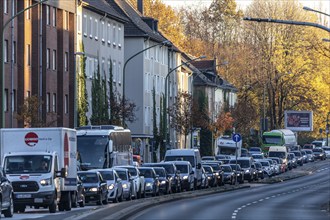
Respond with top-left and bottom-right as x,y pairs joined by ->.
113,168 -> 135,201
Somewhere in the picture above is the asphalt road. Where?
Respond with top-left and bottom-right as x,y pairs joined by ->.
128,164 -> 329,220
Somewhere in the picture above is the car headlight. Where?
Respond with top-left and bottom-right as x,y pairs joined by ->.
237,173 -> 240,176
89,187 -> 98,192
207,176 -> 211,179
183,176 -> 188,180
108,184 -> 114,190
161,180 -> 166,185
245,169 -> 250,173
122,183 -> 128,189
146,182 -> 152,187
40,178 -> 52,186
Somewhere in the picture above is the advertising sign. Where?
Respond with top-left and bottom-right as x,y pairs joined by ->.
284,110 -> 313,131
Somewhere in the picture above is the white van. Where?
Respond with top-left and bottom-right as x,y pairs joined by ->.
268,146 -> 288,171
164,149 -> 202,189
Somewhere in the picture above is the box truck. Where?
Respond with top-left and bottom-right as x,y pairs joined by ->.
0,128 -> 77,213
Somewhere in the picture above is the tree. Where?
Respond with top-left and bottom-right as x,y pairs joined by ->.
168,91 -> 193,148
77,42 -> 88,126
15,95 -> 58,127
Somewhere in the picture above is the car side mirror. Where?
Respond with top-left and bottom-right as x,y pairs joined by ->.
190,170 -> 194,175
0,176 -> 8,183
56,167 -> 67,178
197,163 -> 201,169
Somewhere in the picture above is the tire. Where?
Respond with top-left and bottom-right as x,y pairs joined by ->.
3,195 -> 14,217
49,193 -> 57,213
113,191 -> 119,203
96,193 -> 102,205
14,204 -> 25,213
64,192 -> 72,211
58,203 -> 64,211
137,185 -> 142,199
78,195 -> 85,207
72,192 -> 78,208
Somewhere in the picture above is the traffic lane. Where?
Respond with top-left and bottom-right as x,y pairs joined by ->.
128,164 -> 330,220
236,169 -> 330,220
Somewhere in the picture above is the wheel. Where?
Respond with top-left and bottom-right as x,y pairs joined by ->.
3,195 -> 14,217
113,191 -> 119,203
96,193 -> 102,205
49,194 -> 57,213
72,192 -> 78,208
79,195 -> 85,207
14,204 -> 25,213
137,185 -> 142,199
64,192 -> 72,211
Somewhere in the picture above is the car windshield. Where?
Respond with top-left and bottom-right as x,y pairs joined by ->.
312,149 -> 322,153
154,168 -> 166,177
203,166 -> 213,173
236,160 -> 251,168
260,161 -> 270,166
203,163 -> 220,171
255,163 -> 262,168
139,169 -> 153,178
4,155 -> 52,174
99,171 -> 114,180
121,167 -> 137,176
78,173 -> 98,183
229,164 -> 241,171
221,166 -> 232,172
156,164 -> 175,174
175,164 -> 189,173
268,151 -> 286,159
115,170 -> 128,180
165,156 -> 195,167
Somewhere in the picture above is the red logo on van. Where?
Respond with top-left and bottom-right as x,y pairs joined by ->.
25,132 -> 38,147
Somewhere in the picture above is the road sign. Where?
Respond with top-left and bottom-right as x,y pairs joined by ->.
232,133 -> 241,143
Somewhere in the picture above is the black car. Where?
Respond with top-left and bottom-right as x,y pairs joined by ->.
253,161 -> 265,180
312,148 -> 326,160
77,171 -> 108,205
202,161 -> 224,186
220,165 -> 235,185
291,151 -> 304,166
0,169 -> 13,217
153,167 -> 171,195
228,164 -> 244,184
202,165 -> 217,187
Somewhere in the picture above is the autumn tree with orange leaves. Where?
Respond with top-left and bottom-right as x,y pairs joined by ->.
210,111 -> 235,139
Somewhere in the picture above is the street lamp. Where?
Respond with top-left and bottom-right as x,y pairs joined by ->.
303,6 -> 330,17
1,0 -> 49,128
74,52 -> 85,128
122,40 -> 170,127
164,55 -> 206,146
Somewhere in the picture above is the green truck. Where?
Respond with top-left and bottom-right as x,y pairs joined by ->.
261,129 -> 297,152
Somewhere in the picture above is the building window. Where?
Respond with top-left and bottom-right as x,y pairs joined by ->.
65,95 -> 68,114
46,5 -> 50,25
4,89 -> 8,112
27,44 -> 31,66
89,17 -> 93,38
52,7 -> 56,27
64,52 -> 68,71
118,62 -> 122,84
83,14 -> 87,36
52,50 -> 56,70
46,93 -> 50,112
13,41 -> 16,63
12,89 -> 16,112
113,24 -> 116,46
52,93 -> 56,112
94,19 -> 98,40
4,40 -> 8,63
118,25 -> 122,47
112,61 -> 116,82
4,0 -> 8,14
101,21 -> 105,42
63,11 -> 68,30
107,23 -> 111,45
46,48 -> 50,69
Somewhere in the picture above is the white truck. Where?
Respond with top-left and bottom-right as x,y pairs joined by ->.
217,136 -> 242,159
0,128 -> 77,213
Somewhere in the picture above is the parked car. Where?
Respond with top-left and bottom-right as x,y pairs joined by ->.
303,149 -> 315,162
147,162 -> 182,193
153,167 -> 171,195
291,151 -> 304,166
0,169 -> 13,217
202,165 -> 217,187
90,169 -> 124,203
77,170 -> 108,205
322,146 -> 330,159
312,148 -> 326,160
138,167 -> 160,196
113,168 -> 135,201
220,164 -> 235,185
228,164 -> 244,184
115,165 -> 145,199
173,161 -> 195,191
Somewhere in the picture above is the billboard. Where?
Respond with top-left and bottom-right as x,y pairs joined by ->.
284,110 -> 313,131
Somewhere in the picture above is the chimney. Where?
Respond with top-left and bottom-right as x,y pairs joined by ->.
137,0 -> 143,15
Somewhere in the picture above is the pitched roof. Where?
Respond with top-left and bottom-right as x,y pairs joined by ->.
83,0 -> 128,23
107,0 -> 168,43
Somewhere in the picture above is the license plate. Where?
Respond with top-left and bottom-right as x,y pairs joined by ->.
16,194 -> 31,199
34,198 -> 43,203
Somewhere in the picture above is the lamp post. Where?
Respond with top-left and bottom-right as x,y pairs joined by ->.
74,52 -> 85,128
326,112 -> 330,146
1,0 -> 48,128
122,40 -> 169,127
164,55 -> 206,146
303,6 -> 330,17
